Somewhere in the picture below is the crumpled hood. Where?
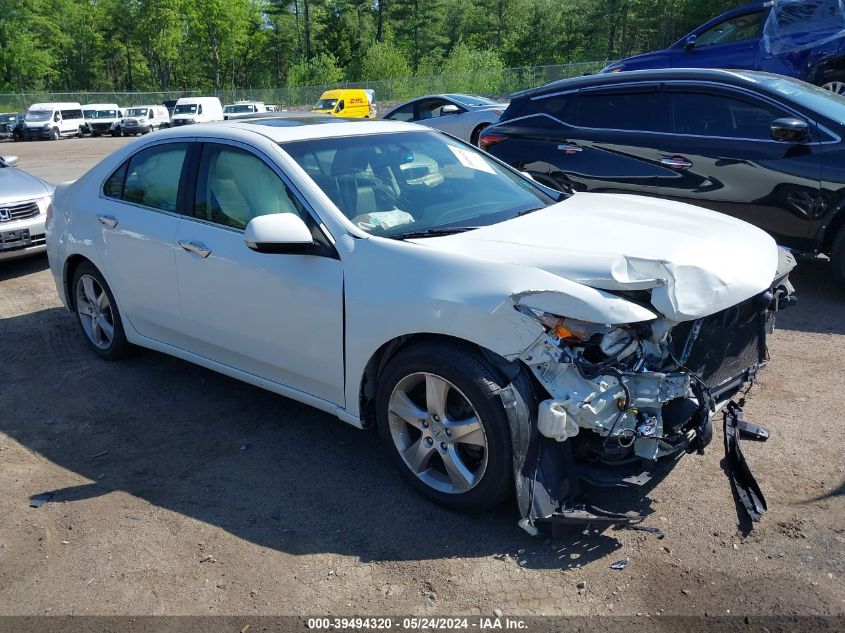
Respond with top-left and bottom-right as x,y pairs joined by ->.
411,193 -> 779,321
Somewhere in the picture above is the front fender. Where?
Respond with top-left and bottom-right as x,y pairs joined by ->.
342,237 -> 655,418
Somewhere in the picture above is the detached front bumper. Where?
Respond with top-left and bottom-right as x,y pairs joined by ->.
505,257 -> 796,534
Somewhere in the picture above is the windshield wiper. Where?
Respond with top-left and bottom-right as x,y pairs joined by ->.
514,207 -> 545,218
392,226 -> 480,240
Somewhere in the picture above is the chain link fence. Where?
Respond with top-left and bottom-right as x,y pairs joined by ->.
0,61 -> 611,113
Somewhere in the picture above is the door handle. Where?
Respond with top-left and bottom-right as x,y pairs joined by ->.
97,215 -> 118,229
178,240 -> 211,258
660,155 -> 693,170
557,143 -> 583,154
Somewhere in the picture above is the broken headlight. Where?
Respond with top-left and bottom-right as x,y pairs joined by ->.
522,308 -> 638,360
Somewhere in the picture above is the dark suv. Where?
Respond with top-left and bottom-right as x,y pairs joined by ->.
481,68 -> 845,285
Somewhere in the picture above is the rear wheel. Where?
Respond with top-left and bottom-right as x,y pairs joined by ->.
831,226 -> 845,288
821,72 -> 845,95
471,123 -> 490,147
376,342 -> 513,512
71,262 -> 130,360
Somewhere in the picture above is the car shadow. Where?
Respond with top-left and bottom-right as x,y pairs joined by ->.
1,307 -> 669,569
0,253 -> 49,281
775,256 -> 845,335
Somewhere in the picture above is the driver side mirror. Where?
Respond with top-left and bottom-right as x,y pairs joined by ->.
53,113 -> 61,122
770,118 -> 810,144
684,35 -> 697,52
0,155 -> 19,168
441,104 -> 460,116
244,213 -> 315,254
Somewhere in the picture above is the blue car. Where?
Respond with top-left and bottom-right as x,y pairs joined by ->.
603,0 -> 845,94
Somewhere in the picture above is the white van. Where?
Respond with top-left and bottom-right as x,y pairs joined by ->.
82,103 -> 123,137
171,96 -> 224,127
223,101 -> 267,119
23,102 -> 85,141
119,105 -> 171,136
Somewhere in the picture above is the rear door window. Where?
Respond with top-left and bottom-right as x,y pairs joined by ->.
576,88 -> 663,131
670,91 -> 787,139
386,102 -> 416,122
121,143 -> 190,211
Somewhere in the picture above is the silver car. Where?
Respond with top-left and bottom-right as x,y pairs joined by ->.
381,94 -> 507,145
0,155 -> 53,261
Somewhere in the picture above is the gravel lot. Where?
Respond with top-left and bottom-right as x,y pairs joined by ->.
1,136 -> 844,618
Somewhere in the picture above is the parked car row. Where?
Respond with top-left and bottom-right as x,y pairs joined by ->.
1,96 -> 257,142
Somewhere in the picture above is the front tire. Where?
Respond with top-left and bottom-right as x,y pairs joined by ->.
50,127 -> 60,141
376,342 -> 513,512
71,262 -> 130,360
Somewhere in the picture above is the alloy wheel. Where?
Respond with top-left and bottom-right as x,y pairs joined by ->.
75,274 -> 116,350
387,372 -> 488,494
822,81 -> 845,95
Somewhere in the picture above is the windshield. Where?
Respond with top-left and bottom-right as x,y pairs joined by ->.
281,131 -> 556,238
763,76 -> 845,124
126,108 -> 149,117
174,104 -> 198,115
84,109 -> 117,119
447,94 -> 499,107
26,110 -> 51,122
0,114 -> 17,124
313,98 -> 338,110
225,104 -> 256,113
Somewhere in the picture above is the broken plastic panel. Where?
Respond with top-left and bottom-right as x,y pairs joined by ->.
762,0 -> 845,55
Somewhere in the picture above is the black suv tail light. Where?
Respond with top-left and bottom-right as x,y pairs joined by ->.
478,132 -> 504,151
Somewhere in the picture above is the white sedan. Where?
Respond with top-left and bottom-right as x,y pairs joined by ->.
46,119 -> 794,530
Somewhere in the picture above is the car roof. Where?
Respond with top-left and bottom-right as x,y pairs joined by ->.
515,68 -> 778,99
151,116 -> 424,143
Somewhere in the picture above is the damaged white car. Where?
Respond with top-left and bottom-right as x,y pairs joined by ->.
46,119 -> 795,532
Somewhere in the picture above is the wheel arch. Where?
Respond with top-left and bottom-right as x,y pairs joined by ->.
357,333 -> 525,428
821,205 -> 845,254
63,253 -> 96,311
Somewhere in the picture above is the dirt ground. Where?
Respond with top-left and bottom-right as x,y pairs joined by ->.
1,136 -> 844,618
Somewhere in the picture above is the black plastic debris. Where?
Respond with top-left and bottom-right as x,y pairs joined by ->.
610,557 -> 629,570
29,492 -> 55,508
724,401 -> 768,522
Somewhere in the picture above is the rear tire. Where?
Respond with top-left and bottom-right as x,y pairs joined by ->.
831,226 -> 845,288
71,262 -> 130,360
820,71 -> 845,95
376,341 -> 513,513
471,123 -> 490,147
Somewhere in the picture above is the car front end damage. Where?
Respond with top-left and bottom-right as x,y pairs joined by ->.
501,250 -> 797,535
